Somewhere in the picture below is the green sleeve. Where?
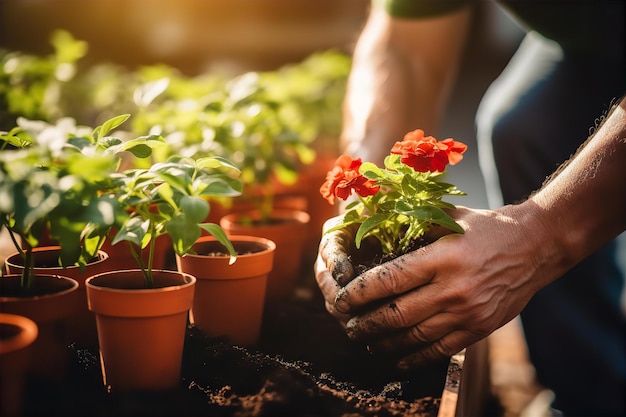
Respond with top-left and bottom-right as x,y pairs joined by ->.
372,0 -> 470,19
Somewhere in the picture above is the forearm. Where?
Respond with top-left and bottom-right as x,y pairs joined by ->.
341,5 -> 472,165
524,97 -> 626,285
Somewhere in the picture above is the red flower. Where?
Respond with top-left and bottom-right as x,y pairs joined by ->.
320,155 -> 380,205
390,129 -> 467,172
440,138 -> 467,166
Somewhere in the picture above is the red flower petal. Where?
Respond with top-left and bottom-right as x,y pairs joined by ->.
391,130 -> 466,172
320,155 -> 379,204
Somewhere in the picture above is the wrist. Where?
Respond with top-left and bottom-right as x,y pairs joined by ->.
507,201 -> 574,291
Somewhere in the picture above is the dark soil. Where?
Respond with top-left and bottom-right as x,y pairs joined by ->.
20,271 -> 450,417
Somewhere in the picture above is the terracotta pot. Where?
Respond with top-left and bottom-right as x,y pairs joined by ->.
220,209 -> 310,300
232,152 -> 339,264
0,274 -> 79,381
176,235 -> 275,346
4,246 -> 111,348
86,269 -> 195,392
0,313 -> 38,417
205,194 -> 307,225
4,246 -> 111,285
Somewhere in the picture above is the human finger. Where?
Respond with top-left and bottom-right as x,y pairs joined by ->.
314,255 -> 352,325
333,237 -> 455,315
346,304 -> 452,348
319,217 -> 357,286
395,329 -> 479,369
342,282 -> 443,340
361,309 -> 488,356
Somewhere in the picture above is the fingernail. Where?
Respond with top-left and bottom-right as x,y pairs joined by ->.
334,288 -> 349,313
344,319 -> 359,340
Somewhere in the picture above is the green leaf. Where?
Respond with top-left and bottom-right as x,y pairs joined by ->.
196,156 -> 240,173
98,137 -> 123,149
158,170 -> 191,194
121,135 -> 164,155
344,201 -> 360,211
66,153 -> 117,181
394,200 -> 413,213
194,175 -> 242,196
0,127 -> 32,148
401,174 -> 418,196
94,114 -> 130,140
199,223 -> 237,264
112,217 -> 148,247
323,210 -> 362,235
180,196 -> 209,223
399,205 -> 464,234
355,213 -> 387,249
157,182 -> 177,208
166,215 -> 201,256
360,162 -> 385,180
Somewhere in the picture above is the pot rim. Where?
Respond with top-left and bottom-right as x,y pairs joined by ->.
182,235 -> 276,259
220,208 -> 311,225
0,313 -> 38,354
85,269 -> 196,293
0,274 -> 80,301
5,245 -> 110,268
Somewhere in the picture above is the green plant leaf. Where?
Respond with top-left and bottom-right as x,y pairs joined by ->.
0,127 -> 32,148
355,213 -> 387,249
57,232 -> 82,267
113,135 -> 165,158
398,205 -> 464,234
157,170 -> 191,194
196,178 -> 242,198
199,223 -> 237,264
93,114 -> 130,140
196,156 -> 240,173
112,217 -> 148,247
156,182 -> 177,208
360,162 -> 385,180
98,137 -> 123,149
180,196 -> 209,223
166,215 -> 201,256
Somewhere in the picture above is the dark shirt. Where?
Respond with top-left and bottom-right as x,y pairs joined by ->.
373,0 -> 625,59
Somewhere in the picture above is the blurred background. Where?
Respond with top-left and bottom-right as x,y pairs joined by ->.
1,0 -> 370,75
1,0 -> 524,208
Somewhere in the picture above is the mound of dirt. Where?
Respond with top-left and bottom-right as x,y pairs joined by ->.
21,277 -> 450,417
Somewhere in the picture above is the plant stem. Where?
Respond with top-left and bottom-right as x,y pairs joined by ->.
128,242 -> 152,287
22,246 -> 34,290
4,227 -> 26,259
3,223 -> 33,289
146,233 -> 156,287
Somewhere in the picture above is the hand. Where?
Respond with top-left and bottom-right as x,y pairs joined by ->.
314,215 -> 388,324
327,204 -> 554,368
314,213 -> 458,324
314,216 -> 358,326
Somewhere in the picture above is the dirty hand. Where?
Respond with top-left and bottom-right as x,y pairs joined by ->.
314,214 -> 455,324
314,216 -> 358,325
331,205 -> 553,368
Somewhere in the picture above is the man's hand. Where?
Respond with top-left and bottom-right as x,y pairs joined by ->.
318,204 -> 559,368
314,216 -> 358,325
